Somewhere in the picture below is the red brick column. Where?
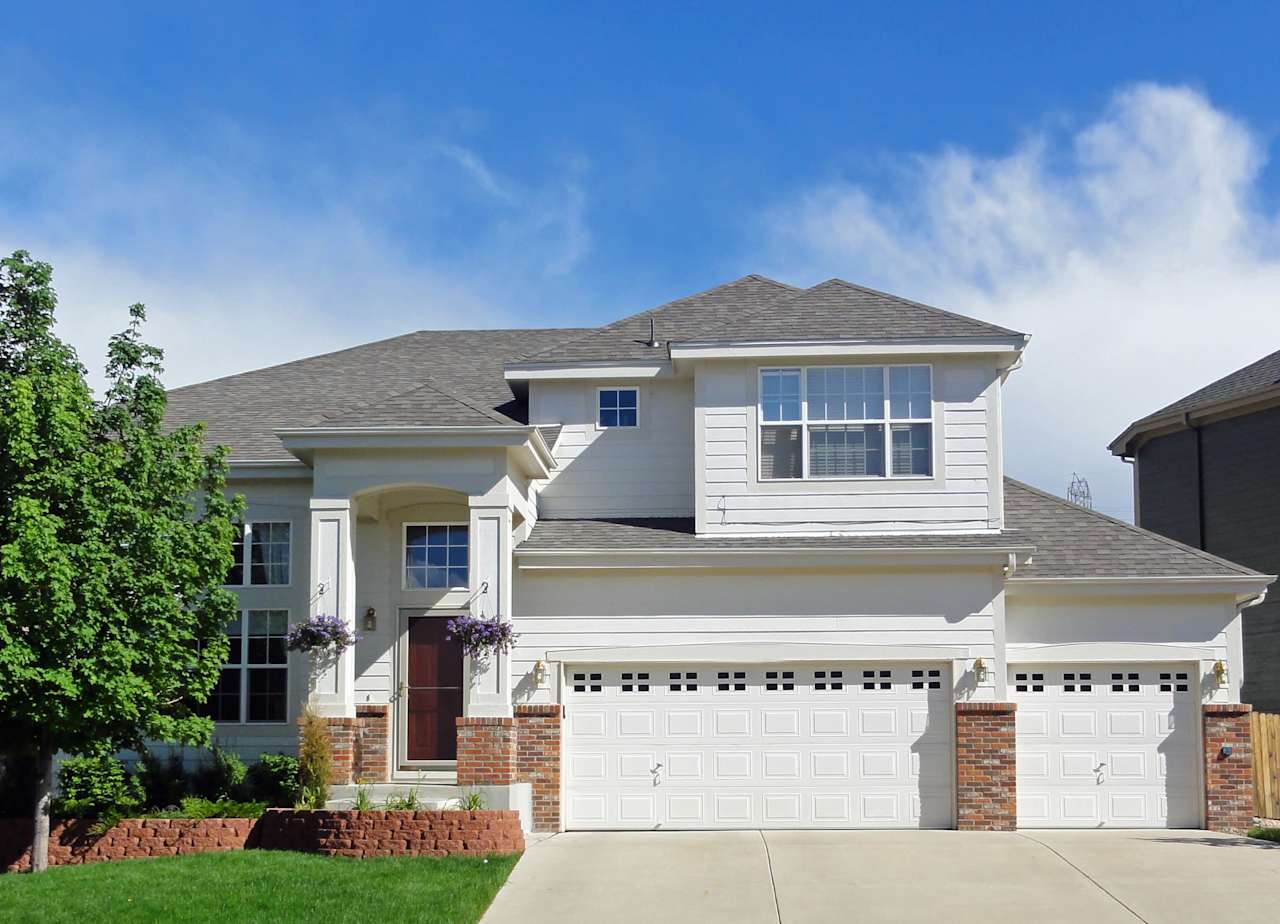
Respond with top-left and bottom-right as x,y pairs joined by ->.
354,705 -> 390,782
456,716 -> 517,786
516,705 -> 563,832
955,702 -> 1018,831
1203,704 -> 1254,834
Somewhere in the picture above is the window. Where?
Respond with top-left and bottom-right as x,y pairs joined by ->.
1014,672 -> 1044,693
814,669 -> 844,691
1111,672 -> 1140,693
572,672 -> 602,693
1063,672 -> 1093,693
911,668 -> 942,690
862,669 -> 892,690
717,670 -> 747,692
1159,672 -> 1190,693
759,365 -> 932,480
669,671 -> 698,692
598,388 -> 638,428
225,522 -> 291,586
765,670 -> 795,692
621,672 -> 650,693
198,609 -> 289,723
404,524 -> 469,590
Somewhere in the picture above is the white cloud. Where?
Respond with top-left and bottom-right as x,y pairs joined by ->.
759,84 -> 1280,518
0,103 -> 592,391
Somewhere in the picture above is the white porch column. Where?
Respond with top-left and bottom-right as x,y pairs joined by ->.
307,497 -> 357,717
465,497 -> 513,717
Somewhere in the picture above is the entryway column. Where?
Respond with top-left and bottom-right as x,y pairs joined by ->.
307,497 -> 357,718
464,496 -> 513,717
955,701 -> 1018,831
1203,703 -> 1254,833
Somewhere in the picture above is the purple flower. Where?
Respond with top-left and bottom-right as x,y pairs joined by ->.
445,615 -> 517,660
287,614 -> 360,653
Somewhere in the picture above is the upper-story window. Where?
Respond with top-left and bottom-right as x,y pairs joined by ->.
404,524 -> 469,589
598,387 -> 638,428
759,365 -> 932,480
226,522 -> 291,586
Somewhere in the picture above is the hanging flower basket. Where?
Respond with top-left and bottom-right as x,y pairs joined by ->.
446,614 -> 517,662
287,614 -> 360,654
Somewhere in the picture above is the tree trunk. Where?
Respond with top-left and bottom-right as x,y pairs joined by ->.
29,745 -> 54,873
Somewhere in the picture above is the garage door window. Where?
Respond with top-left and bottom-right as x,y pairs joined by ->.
1159,671 -> 1190,693
1062,671 -> 1093,693
764,670 -> 795,692
911,669 -> 942,690
862,669 -> 892,690
1110,672 -> 1140,693
620,672 -> 650,693
1013,671 -> 1044,693
572,672 -> 602,693
668,672 -> 698,692
717,671 -> 747,692
813,669 -> 844,691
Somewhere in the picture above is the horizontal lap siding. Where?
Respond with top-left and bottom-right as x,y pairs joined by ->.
698,361 -> 998,534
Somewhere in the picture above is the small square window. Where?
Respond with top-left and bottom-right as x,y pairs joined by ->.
598,388 -> 638,428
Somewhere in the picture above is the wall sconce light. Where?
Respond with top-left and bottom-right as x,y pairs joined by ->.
532,660 -> 547,686
363,607 -> 377,631
1212,660 -> 1228,685
972,658 -> 989,683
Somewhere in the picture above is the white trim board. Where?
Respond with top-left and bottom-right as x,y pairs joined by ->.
1006,642 -> 1216,663
545,641 -> 969,664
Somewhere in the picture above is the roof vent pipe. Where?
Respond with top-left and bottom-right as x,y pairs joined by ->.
647,317 -> 659,348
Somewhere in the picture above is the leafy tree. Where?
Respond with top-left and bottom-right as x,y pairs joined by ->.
0,251 -> 242,871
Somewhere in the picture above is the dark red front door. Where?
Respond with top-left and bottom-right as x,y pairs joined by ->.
406,617 -> 464,761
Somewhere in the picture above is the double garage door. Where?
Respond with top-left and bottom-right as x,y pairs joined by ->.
564,661 -> 953,829
1013,663 -> 1200,828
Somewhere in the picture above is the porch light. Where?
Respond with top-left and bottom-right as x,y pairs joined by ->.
363,607 -> 377,631
1212,660 -> 1229,685
532,660 -> 547,686
972,658 -> 989,683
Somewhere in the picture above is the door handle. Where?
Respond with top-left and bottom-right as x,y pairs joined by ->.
651,763 -> 663,786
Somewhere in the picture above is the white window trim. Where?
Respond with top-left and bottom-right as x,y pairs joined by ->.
213,607 -> 290,726
224,520 -> 293,588
756,364 -> 934,482
402,521 -> 471,592
595,385 -> 640,430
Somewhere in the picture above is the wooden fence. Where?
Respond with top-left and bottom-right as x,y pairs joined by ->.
1254,711 -> 1280,820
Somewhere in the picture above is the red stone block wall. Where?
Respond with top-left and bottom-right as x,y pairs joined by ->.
1203,703 -> 1254,834
1,818 -> 255,873
456,717 -> 517,786
255,809 -> 523,858
515,705 -> 563,832
955,701 -> 1018,831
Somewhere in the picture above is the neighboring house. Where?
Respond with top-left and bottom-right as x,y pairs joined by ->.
165,276 -> 1272,834
1110,347 -> 1280,713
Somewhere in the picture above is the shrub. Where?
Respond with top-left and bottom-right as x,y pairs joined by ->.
452,790 -> 486,811
135,751 -> 189,809
383,787 -> 421,811
0,749 -> 38,818
353,781 -> 375,811
54,754 -> 144,818
247,753 -> 301,807
1248,826 -> 1280,843
297,709 -> 332,808
179,796 -> 266,819
191,746 -> 248,801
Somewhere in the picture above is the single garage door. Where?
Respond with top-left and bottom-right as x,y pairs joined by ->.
1012,663 -> 1200,828
564,662 -> 953,829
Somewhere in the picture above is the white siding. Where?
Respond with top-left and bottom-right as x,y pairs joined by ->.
510,567 -> 1002,705
531,378 -> 695,517
695,359 -> 1002,535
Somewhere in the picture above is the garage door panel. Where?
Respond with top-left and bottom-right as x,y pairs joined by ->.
1013,663 -> 1199,829
565,662 -> 954,830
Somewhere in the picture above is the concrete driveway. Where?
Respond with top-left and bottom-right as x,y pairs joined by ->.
482,830 -> 1280,924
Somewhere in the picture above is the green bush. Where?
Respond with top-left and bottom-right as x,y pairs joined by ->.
135,751 -> 189,808
192,747 -> 248,801
1248,825 -> 1280,843
297,710 -> 332,808
246,753 -> 301,807
179,796 -> 266,819
54,754 -> 144,818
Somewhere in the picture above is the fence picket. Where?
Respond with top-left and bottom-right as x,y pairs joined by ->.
1253,711 -> 1280,820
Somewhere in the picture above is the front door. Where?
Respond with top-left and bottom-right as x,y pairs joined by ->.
406,617 -> 464,761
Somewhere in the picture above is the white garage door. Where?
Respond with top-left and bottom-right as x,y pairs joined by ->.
564,662 -> 953,829
1013,663 -> 1200,828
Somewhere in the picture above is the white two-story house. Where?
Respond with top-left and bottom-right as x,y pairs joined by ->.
166,275 -> 1271,834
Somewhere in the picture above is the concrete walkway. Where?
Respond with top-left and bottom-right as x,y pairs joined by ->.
482,830 -> 1280,924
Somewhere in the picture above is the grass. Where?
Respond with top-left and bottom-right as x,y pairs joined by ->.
1247,825 -> 1280,843
0,849 -> 520,923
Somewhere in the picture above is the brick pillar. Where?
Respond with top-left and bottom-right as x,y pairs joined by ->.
516,705 -> 563,832
955,702 -> 1018,831
456,716 -> 517,786
298,716 -> 357,785
1203,704 -> 1254,834
353,705 -> 390,782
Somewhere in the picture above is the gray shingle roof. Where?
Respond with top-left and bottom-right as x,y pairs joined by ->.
690,278 -> 1025,344
1116,347 -> 1280,448
1003,478 -> 1260,579
517,275 -> 799,364
519,478 -> 1266,580
517,517 -> 1030,553
165,327 -> 586,460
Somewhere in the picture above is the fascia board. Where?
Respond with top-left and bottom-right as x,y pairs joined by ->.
516,546 -> 1034,571
1007,642 -> 1217,663
503,362 -> 672,381
1109,386 -> 1280,456
667,337 -> 1028,360
545,641 -> 969,664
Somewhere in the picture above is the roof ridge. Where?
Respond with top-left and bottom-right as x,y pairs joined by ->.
1003,476 -> 1259,576
1144,345 -> 1280,421
515,275 -> 798,362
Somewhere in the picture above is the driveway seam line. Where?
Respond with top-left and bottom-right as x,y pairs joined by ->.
758,830 -> 783,924
1016,833 -> 1149,923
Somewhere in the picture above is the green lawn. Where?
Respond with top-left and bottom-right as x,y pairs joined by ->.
0,850 -> 520,923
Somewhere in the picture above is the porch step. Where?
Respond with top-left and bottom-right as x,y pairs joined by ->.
326,782 -> 467,810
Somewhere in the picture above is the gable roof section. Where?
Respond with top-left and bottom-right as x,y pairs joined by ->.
519,477 -> 1265,580
1110,347 -> 1280,454
1002,478 -> 1260,579
517,275 -> 799,365
687,278 -> 1025,344
164,327 -> 586,460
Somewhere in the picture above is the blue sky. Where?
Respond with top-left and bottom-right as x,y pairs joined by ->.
4,2 -> 1280,517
